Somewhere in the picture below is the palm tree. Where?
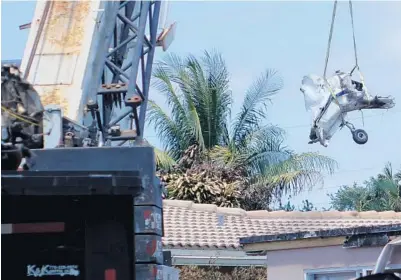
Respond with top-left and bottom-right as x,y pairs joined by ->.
329,183 -> 380,211
149,51 -> 232,158
148,50 -> 337,208
373,162 -> 401,211
329,163 -> 401,212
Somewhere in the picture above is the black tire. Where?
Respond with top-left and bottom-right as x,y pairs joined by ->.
352,129 -> 368,145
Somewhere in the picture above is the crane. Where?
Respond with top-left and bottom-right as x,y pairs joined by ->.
1,1 -> 179,279
2,0 -> 177,167
14,0 -> 176,148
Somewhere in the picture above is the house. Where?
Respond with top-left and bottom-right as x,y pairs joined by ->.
162,199 -> 401,279
162,199 -> 266,268
240,222 -> 401,279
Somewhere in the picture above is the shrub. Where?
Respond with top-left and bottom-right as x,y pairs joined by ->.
177,265 -> 267,280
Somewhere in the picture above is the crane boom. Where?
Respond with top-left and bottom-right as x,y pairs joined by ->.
1,1 -> 180,279
20,0 -> 162,146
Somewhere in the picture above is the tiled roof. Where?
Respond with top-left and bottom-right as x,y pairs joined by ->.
162,200 -> 401,250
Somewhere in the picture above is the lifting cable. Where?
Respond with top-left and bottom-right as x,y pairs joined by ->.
323,0 -> 338,79
322,0 -> 340,106
348,0 -> 370,100
348,0 -> 369,122
323,0 -> 370,107
349,0 -> 358,71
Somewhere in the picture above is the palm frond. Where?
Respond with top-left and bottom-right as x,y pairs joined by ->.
221,123 -> 231,147
154,147 -> 177,171
152,63 -> 188,127
236,125 -> 288,173
167,58 -> 206,151
152,53 -> 206,151
395,168 -> 401,184
186,99 -> 205,150
185,51 -> 232,148
208,145 -> 237,167
380,162 -> 394,181
373,177 -> 401,211
147,100 -> 190,159
251,152 -> 338,198
270,170 -> 323,197
232,69 -> 283,145
154,53 -> 187,84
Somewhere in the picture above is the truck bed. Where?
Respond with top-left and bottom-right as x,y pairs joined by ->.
2,170 -> 142,280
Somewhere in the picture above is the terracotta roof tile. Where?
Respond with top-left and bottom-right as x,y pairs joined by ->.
162,200 -> 401,249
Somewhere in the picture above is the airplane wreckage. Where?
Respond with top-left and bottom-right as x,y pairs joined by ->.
301,71 -> 395,147
300,1 -> 395,147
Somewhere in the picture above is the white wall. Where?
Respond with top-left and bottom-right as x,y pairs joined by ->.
267,245 -> 401,280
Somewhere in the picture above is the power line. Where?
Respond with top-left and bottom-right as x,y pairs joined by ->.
293,166 -> 393,192
280,110 -> 400,130
145,109 -> 399,195
330,166 -> 378,174
144,110 -> 400,138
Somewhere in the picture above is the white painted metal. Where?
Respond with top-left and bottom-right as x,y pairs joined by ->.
43,104 -> 63,148
20,1 -> 103,122
168,249 -> 266,267
158,22 -> 177,52
305,267 -> 365,280
373,237 -> 401,274
305,263 -> 401,280
1,224 -> 12,235
314,272 -> 356,280
30,54 -> 79,85
158,0 -> 170,30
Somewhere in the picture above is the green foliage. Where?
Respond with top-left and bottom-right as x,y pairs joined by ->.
150,50 -> 337,209
278,200 -> 296,211
300,199 -> 317,211
159,169 -> 242,208
177,266 -> 266,280
329,162 -> 401,211
276,197 -> 317,211
329,183 -> 379,211
154,147 -> 176,171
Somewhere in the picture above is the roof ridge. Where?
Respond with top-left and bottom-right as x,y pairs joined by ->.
162,199 -> 401,219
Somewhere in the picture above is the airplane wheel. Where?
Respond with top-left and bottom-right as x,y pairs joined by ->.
352,129 -> 368,145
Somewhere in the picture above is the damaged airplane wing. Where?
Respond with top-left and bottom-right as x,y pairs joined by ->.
300,71 -> 395,147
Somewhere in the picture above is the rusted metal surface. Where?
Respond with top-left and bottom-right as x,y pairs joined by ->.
21,0 -> 101,121
101,83 -> 127,89
40,87 -> 69,115
45,1 -> 90,53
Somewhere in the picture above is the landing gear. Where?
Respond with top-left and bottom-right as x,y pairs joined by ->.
342,121 -> 369,145
352,129 -> 368,145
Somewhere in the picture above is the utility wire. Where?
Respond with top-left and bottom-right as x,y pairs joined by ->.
144,110 -> 401,138
281,110 -> 400,130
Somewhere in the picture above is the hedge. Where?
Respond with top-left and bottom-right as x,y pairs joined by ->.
177,265 -> 266,280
